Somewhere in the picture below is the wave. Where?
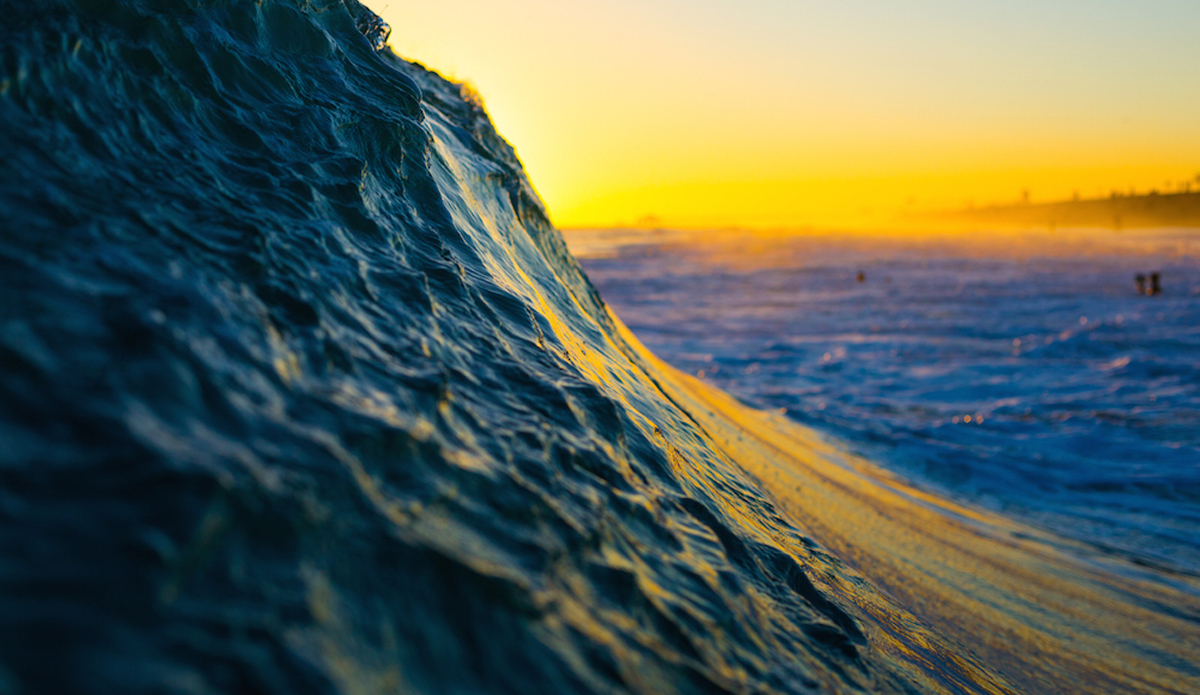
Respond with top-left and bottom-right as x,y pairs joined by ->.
0,1 -> 1196,693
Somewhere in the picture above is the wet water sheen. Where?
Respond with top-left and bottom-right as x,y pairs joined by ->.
1,2 -> 1197,693
571,229 -> 1200,576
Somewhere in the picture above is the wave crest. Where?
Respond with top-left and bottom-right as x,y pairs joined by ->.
2,2 -> 1195,694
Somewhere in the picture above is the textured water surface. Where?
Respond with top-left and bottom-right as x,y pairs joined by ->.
569,229 -> 1200,576
1,2 -> 1197,694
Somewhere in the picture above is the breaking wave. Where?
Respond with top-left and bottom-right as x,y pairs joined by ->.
1,1 -> 1196,693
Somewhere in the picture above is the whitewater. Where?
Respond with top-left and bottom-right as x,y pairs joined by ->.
0,1 -> 1196,694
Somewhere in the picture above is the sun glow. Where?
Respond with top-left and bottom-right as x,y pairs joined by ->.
367,0 -> 1200,229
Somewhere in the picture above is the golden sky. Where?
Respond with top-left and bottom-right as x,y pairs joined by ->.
366,0 -> 1200,228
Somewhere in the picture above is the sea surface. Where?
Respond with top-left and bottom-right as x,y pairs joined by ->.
569,228 -> 1200,576
2,1 -> 1198,694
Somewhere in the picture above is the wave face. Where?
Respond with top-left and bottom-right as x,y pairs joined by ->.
0,1 -> 948,692
1,2 -> 1197,695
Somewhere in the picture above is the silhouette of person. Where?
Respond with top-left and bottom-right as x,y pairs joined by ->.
1150,272 -> 1161,296
856,271 -> 865,283
1135,273 -> 1146,295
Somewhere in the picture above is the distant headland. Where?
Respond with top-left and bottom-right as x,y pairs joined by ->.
939,189 -> 1200,229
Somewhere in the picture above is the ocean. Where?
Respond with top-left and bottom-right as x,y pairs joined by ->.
568,228 -> 1200,577
1,1 -> 1197,693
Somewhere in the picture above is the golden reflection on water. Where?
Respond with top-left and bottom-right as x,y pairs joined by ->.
609,312 -> 1200,695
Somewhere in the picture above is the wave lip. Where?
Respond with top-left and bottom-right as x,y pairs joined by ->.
1,1 -> 1197,694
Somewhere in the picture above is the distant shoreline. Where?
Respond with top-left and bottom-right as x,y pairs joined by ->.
939,190 -> 1200,229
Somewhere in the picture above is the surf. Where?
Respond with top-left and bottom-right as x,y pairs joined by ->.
0,1 -> 1196,693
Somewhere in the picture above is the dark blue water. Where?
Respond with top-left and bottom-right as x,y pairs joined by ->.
571,229 -> 1200,576
0,2 -> 982,693
3,2 -> 1198,693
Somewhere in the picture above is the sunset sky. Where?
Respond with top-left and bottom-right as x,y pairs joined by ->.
367,0 -> 1200,228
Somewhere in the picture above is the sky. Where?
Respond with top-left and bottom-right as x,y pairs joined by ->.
365,0 -> 1200,229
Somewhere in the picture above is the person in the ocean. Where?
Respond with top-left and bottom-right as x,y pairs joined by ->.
1135,273 -> 1146,295
1150,271 -> 1162,295
856,270 -> 865,283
